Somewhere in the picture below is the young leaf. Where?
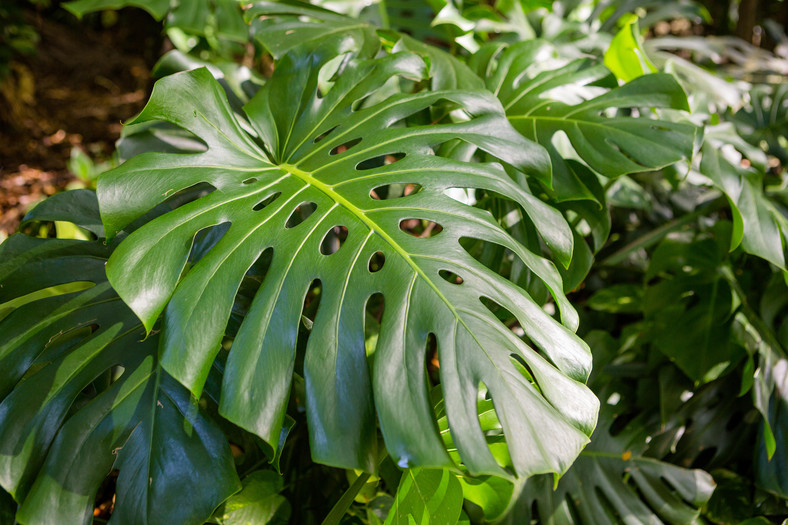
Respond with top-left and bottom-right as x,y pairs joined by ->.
384,468 -> 463,525
603,14 -> 657,82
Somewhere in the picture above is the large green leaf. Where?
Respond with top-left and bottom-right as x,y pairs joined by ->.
472,41 -> 697,184
0,191 -> 239,525
97,45 -> 598,479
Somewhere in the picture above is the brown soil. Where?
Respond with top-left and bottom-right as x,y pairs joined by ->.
0,5 -> 161,235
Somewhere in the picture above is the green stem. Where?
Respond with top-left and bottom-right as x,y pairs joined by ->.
321,473 -> 371,525
377,0 -> 390,29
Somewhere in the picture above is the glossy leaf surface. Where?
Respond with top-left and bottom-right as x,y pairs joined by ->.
473,41 -> 696,185
0,191 -> 239,525
97,46 -> 598,478
384,468 -> 463,525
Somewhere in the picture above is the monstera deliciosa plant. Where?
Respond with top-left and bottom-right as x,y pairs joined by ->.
0,1 -> 720,523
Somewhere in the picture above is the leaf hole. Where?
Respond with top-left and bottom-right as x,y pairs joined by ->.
285,202 -> 317,228
481,296 -> 534,346
314,126 -> 338,143
320,225 -> 348,255
425,333 -> 439,385
480,296 -> 512,323
399,218 -> 443,238
229,247 -> 275,331
368,251 -> 385,273
509,354 -> 540,393
364,292 -> 385,359
607,410 -> 638,436
369,182 -> 421,200
565,494 -> 583,523
93,470 -> 119,521
253,192 -> 281,212
293,279 -> 323,377
246,247 -> 274,281
461,236 -> 543,300
689,447 -> 718,469
330,138 -> 361,155
189,222 -> 231,263
439,269 -> 463,285
242,177 -> 258,185
302,279 -> 322,325
356,152 -> 406,171
316,53 -> 351,99
594,487 -> 624,522
474,383 -> 514,470
351,94 -> 372,112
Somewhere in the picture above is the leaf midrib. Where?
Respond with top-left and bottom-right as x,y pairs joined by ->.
508,114 -> 675,136
280,163 -> 487,359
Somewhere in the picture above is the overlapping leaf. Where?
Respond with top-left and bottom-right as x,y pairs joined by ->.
246,1 -> 380,60
512,407 -> 716,525
733,84 -> 788,164
385,468 -> 463,525
97,45 -> 598,478
472,40 -> 697,190
246,1 -> 482,91
643,232 -> 745,384
65,0 -> 248,43
0,191 -> 239,525
501,329 -> 717,525
700,141 -> 788,269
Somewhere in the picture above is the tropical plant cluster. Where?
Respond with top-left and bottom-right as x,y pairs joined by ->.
1,0 -> 787,524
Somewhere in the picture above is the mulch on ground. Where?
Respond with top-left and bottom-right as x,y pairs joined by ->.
0,6 -> 160,235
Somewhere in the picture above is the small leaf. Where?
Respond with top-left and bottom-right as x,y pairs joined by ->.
218,470 -> 291,525
604,14 -> 658,82
384,468 -> 463,525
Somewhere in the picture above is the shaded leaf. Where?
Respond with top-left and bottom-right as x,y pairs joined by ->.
0,191 -> 239,525
700,142 -> 787,269
513,407 -> 716,524
216,470 -> 291,525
